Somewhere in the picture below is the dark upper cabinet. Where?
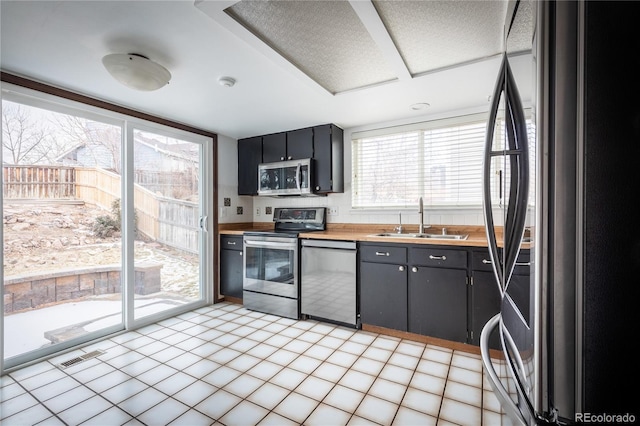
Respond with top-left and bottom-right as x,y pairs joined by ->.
237,136 -> 262,195
286,127 -> 314,160
262,129 -> 313,162
313,124 -> 344,193
262,132 -> 288,163
237,123 -> 344,195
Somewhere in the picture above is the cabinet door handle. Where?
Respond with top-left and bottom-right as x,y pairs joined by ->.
280,156 -> 285,161
398,266 -> 405,272
482,259 -> 492,264
429,255 -> 447,261
412,267 -> 418,272
288,156 -> 292,160
239,252 -> 242,256
375,251 -> 390,256
227,241 -> 236,245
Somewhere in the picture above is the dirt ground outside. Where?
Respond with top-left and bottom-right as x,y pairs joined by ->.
3,202 -> 200,305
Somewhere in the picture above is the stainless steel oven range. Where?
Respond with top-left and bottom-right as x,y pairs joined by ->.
242,207 -> 325,319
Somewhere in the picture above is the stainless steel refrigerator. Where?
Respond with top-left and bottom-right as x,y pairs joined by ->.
481,1 -> 638,424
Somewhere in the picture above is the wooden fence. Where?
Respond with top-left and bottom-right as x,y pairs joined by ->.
3,166 -> 199,254
158,198 -> 200,254
2,165 -> 76,199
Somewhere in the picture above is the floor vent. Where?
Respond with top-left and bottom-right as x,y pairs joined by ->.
58,350 -> 105,369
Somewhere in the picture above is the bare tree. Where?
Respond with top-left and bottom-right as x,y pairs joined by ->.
54,115 -> 121,173
1,102 -> 59,164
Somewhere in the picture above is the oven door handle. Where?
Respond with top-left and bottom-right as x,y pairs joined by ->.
244,240 -> 297,249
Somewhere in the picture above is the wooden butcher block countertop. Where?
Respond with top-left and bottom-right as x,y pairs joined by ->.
217,223 -> 531,249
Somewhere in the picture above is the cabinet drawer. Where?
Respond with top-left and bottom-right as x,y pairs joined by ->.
360,244 -> 407,264
472,249 -> 530,274
472,250 -> 494,272
221,235 -> 243,250
410,247 -> 467,269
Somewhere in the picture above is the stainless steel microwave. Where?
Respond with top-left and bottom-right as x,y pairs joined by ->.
258,158 -> 313,196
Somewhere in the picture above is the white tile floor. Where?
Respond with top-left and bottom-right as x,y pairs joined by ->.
0,302 -> 512,425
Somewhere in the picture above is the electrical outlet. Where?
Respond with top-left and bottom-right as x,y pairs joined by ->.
328,206 -> 339,216
256,207 -> 261,216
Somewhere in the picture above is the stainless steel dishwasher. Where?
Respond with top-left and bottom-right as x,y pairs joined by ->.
300,239 -> 358,327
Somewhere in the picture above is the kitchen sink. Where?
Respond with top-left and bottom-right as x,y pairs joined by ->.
368,232 -> 469,240
417,233 -> 469,240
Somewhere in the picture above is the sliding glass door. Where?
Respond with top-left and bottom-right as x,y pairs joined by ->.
131,127 -> 204,321
1,84 -> 213,371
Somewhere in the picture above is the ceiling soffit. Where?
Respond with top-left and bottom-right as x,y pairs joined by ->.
199,0 -> 511,95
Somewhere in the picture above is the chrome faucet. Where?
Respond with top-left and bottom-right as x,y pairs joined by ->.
418,197 -> 425,234
395,212 -> 403,234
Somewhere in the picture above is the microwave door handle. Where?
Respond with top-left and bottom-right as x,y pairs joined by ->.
296,162 -> 301,191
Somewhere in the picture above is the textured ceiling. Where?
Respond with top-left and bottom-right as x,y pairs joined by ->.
507,0 -> 535,54
223,0 -> 511,94
1,1 -> 533,139
373,0 -> 506,75
225,1 -> 397,94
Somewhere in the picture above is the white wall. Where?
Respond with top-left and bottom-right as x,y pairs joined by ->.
218,106 -> 521,228
217,133 -> 253,223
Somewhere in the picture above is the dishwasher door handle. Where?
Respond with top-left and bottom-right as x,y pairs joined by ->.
300,240 -> 356,250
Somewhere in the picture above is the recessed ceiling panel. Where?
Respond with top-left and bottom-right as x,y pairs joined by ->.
372,0 -> 507,75
225,0 -> 397,94
507,0 -> 534,54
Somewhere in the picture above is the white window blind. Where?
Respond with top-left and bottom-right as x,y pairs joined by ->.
352,114 -> 535,209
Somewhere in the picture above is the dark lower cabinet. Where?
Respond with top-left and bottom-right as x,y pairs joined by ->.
220,235 -> 243,299
471,270 -> 501,349
359,243 -> 408,331
470,248 -> 530,349
408,266 -> 468,342
360,261 -> 408,331
358,242 -> 530,348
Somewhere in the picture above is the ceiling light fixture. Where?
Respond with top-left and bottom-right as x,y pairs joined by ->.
410,102 -> 430,111
218,76 -> 236,88
102,53 -> 171,91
